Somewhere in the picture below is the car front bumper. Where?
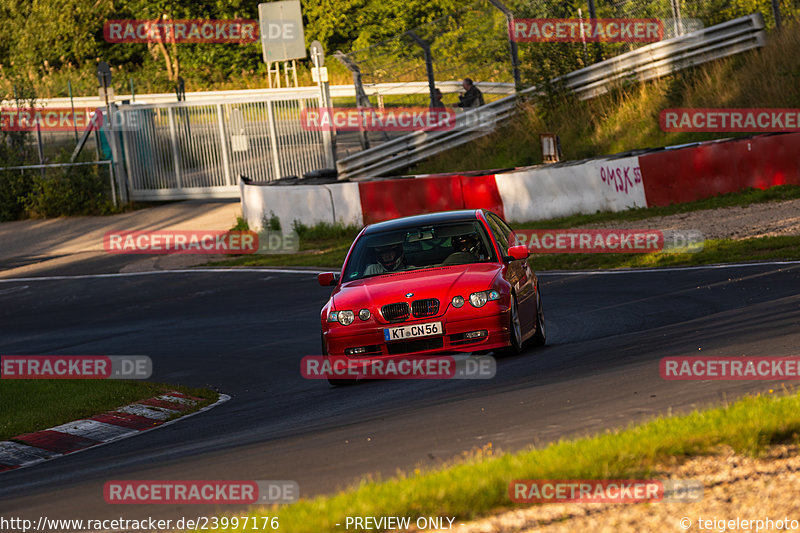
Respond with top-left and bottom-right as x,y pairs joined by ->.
323,306 -> 511,362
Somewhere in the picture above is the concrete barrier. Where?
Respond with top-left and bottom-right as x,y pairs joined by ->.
640,133 -> 800,206
239,180 -> 363,231
239,132 -> 800,230
495,156 -> 646,223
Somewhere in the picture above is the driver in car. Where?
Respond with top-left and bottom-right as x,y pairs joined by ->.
365,242 -> 407,275
452,233 -> 485,259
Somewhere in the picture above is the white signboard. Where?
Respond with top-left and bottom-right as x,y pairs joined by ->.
258,1 -> 306,62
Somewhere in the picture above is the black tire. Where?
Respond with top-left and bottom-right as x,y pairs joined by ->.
322,334 -> 356,386
530,289 -> 546,347
500,293 -> 524,355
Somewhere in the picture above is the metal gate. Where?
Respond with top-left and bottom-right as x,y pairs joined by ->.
118,91 -> 332,200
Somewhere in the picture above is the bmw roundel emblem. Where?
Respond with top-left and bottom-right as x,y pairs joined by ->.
406,292 -> 414,298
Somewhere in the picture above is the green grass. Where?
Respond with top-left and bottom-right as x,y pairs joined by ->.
0,380 -> 218,440
206,221 -> 361,269
529,236 -> 800,271
237,388 -> 798,532
515,185 -> 800,230
208,186 -> 800,271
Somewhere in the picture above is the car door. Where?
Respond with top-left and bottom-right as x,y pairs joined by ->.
487,213 -> 537,331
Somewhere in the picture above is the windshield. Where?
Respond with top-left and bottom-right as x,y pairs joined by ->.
342,221 -> 496,281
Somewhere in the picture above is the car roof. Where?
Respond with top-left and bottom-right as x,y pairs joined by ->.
362,209 -> 484,234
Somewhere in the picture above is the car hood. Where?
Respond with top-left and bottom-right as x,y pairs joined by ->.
332,263 -> 502,312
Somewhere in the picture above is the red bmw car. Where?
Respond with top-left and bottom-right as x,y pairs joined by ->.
317,209 -> 546,385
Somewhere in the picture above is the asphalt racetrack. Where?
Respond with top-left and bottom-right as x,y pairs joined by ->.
1,262 -> 799,521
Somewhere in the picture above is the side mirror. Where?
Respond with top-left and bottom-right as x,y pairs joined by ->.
318,272 -> 339,287
506,244 -> 530,261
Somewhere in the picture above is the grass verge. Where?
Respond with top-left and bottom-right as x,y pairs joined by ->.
530,236 -> 800,271
514,185 -> 800,230
208,186 -> 800,271
0,380 -> 218,441
244,388 -> 798,532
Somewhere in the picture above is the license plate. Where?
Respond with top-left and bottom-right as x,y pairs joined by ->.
384,321 -> 442,342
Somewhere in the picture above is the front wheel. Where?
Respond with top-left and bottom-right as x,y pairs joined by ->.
501,293 -> 524,355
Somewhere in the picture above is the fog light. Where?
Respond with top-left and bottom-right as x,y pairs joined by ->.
345,346 -> 367,355
464,330 -> 488,339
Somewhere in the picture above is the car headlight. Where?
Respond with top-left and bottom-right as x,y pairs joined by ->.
469,290 -> 500,308
452,295 -> 465,308
338,310 -> 355,325
328,310 -> 355,325
358,308 -> 371,320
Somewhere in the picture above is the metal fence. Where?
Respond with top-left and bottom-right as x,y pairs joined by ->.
118,92 -> 333,200
337,14 -> 768,180
338,0 -> 796,108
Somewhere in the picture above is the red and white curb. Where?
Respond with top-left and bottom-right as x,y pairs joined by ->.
0,391 -> 229,473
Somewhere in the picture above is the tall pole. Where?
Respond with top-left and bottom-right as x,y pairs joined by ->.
772,0 -> 782,29
487,0 -> 521,91
670,0 -> 683,36
587,0 -> 603,63
68,80 -> 78,144
406,31 -> 437,108
312,46 -> 336,167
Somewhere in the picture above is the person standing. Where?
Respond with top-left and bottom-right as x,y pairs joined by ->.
432,88 -> 445,109
457,78 -> 484,108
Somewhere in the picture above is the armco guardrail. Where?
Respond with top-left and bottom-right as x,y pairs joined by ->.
337,14 -> 766,181
561,13 -> 766,99
14,81 -> 515,109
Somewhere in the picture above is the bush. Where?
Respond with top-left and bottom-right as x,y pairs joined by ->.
0,168 -> 32,221
292,220 -> 362,241
0,163 -> 116,221
23,163 -> 115,218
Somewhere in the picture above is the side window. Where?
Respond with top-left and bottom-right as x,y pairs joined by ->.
485,214 -> 509,256
494,215 -> 518,247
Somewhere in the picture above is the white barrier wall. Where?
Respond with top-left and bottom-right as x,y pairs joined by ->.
495,156 -> 647,223
239,155 -> 647,230
239,180 -> 363,231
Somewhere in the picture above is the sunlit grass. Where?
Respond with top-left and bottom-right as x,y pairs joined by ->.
232,389 -> 799,533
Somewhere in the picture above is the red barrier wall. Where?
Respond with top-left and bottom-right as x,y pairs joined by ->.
640,133 -> 800,206
358,174 -> 504,225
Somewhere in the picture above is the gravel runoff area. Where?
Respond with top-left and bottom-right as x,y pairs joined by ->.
585,198 -> 800,240
436,445 -> 800,533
